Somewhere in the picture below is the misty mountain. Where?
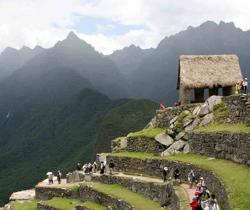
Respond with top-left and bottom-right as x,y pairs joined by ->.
110,44 -> 153,78
25,32 -> 127,99
0,88 -> 157,205
0,45 -> 44,81
110,21 -> 250,105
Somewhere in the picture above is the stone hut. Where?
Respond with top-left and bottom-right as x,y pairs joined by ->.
177,55 -> 243,104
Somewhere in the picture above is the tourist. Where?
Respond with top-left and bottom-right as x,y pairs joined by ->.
160,103 -> 166,110
243,77 -> 248,94
100,161 -> 105,175
109,159 -> 115,175
92,161 -> 97,173
87,163 -> 93,173
77,162 -> 82,171
57,170 -> 62,184
235,82 -> 241,94
162,167 -> 168,182
82,163 -> 88,173
208,194 -> 220,210
174,168 -> 180,180
190,197 -> 199,210
188,170 -> 196,188
48,173 -> 53,185
201,196 -> 209,210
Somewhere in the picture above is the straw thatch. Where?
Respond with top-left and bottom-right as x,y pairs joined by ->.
177,55 -> 243,89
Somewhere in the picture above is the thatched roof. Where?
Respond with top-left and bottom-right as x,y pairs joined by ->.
177,55 -> 243,89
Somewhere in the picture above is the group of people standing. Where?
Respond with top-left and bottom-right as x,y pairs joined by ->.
162,167 -> 219,210
235,77 -> 248,94
47,170 -> 62,185
188,170 -> 220,210
76,159 -> 115,175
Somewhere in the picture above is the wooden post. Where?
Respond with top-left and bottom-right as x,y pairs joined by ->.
194,88 -> 204,103
180,87 -> 191,105
209,87 -> 219,96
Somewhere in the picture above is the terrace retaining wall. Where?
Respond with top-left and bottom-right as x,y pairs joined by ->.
107,155 -> 230,210
188,131 -> 250,165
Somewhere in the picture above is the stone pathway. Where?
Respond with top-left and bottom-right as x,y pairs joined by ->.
94,172 -> 164,183
180,183 -> 195,202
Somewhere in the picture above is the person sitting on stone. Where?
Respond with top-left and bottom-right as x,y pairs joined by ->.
162,167 -> 168,182
109,159 -> 115,175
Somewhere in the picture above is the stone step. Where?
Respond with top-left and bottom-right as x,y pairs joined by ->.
91,173 -> 173,207
79,181 -> 166,210
37,197 -> 106,210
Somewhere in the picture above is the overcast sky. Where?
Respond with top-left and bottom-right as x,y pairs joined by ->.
0,0 -> 250,54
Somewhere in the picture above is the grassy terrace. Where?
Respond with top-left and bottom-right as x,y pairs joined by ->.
195,123 -> 250,133
111,152 -> 250,210
174,186 -> 189,210
87,182 -> 165,210
12,200 -> 37,210
45,197 -> 106,210
130,128 -> 166,138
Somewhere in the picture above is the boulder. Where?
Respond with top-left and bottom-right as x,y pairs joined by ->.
161,140 -> 186,156
183,118 -> 194,127
155,133 -> 174,147
170,116 -> 178,125
207,95 -> 222,112
200,113 -> 214,126
112,137 -> 127,152
161,146 -> 175,156
197,103 -> 210,116
175,132 -> 185,141
183,143 -> 190,153
185,117 -> 201,131
172,140 -> 186,151
192,106 -> 201,115
144,116 -> 157,129
67,171 -> 84,183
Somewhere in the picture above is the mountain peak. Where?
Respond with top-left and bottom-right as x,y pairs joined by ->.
66,31 -> 80,41
20,46 -> 32,53
1,47 -> 18,56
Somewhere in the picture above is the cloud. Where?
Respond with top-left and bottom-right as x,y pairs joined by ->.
0,0 -> 250,54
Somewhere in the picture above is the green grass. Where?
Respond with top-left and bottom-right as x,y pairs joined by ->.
87,182 -> 165,210
174,187 -> 189,210
45,198 -> 80,210
70,184 -> 80,191
130,128 -> 166,138
195,123 -> 250,133
110,152 -> 250,210
12,200 -> 37,210
213,101 -> 230,120
45,197 -> 107,210
83,201 -> 107,210
112,152 -> 159,159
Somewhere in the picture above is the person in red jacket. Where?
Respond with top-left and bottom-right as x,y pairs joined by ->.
190,197 -> 199,210
160,103 -> 166,110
